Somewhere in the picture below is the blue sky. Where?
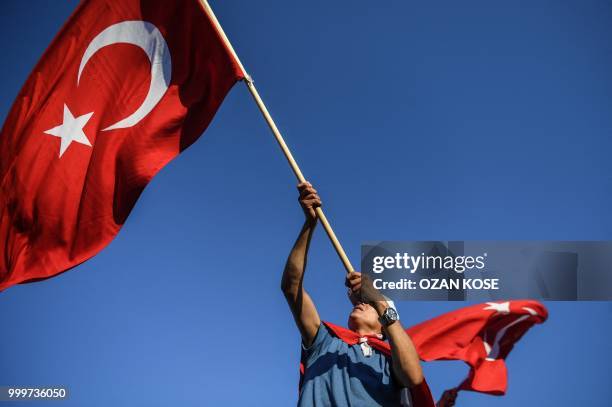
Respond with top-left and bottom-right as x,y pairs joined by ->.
1,0 -> 612,406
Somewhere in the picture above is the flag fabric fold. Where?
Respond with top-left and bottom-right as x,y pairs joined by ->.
0,0 -> 244,290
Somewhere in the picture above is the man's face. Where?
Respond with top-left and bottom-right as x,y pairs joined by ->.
348,302 -> 382,334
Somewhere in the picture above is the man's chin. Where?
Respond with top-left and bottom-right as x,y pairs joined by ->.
348,313 -> 361,329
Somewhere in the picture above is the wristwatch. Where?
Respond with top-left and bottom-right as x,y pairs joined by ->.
379,306 -> 399,327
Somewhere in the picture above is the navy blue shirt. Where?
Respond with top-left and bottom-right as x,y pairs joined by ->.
298,324 -> 401,407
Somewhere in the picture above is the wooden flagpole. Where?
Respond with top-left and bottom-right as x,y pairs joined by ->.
200,0 -> 355,274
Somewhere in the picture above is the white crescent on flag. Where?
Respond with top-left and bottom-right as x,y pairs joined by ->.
77,20 -> 172,131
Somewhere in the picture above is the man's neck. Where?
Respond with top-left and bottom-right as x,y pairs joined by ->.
354,327 -> 381,337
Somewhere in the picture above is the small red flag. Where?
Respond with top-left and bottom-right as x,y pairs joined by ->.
0,0 -> 244,290
407,300 -> 548,395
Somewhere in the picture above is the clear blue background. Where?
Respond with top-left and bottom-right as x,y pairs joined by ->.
1,1 -> 612,406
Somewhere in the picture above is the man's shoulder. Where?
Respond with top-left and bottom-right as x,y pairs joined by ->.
303,323 -> 338,350
321,321 -> 354,338
301,322 -> 349,364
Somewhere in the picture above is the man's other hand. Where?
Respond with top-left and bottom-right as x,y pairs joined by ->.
345,271 -> 385,305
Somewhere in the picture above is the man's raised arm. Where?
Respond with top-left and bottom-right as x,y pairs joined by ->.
281,182 -> 322,347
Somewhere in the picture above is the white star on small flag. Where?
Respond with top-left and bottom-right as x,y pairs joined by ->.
483,301 -> 511,314
44,104 -> 94,157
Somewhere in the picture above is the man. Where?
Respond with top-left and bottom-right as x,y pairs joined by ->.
281,181 -> 436,406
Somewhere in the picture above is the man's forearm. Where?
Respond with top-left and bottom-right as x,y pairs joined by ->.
373,301 -> 424,388
281,219 -> 316,296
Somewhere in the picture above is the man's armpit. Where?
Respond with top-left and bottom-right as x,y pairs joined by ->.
301,323 -> 333,359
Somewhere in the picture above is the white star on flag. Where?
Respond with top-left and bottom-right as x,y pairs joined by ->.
484,301 -> 511,314
44,104 -> 94,157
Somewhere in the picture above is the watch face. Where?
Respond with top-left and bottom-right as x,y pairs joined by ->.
386,308 -> 398,321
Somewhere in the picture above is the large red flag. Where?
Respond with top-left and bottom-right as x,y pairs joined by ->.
0,0 -> 244,290
407,300 -> 548,395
